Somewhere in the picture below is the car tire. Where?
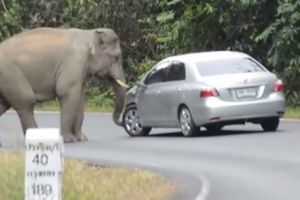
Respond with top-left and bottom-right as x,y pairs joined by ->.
260,117 -> 279,132
178,106 -> 200,137
123,105 -> 152,137
205,124 -> 223,132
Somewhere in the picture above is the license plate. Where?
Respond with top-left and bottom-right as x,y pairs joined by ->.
236,88 -> 257,98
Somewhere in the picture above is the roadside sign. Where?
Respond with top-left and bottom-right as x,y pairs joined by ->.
25,128 -> 64,200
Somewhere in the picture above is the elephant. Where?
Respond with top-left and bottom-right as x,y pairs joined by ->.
0,27 -> 128,142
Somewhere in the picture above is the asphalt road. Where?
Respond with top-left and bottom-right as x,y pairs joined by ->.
0,112 -> 299,200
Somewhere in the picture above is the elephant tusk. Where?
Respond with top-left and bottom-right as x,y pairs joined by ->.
115,79 -> 129,88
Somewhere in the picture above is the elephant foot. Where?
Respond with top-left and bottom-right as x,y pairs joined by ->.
75,132 -> 88,142
62,133 -> 77,143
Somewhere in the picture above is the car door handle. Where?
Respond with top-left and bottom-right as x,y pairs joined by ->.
176,88 -> 181,93
156,90 -> 161,94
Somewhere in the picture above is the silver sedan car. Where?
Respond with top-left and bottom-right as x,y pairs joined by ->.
122,51 -> 285,137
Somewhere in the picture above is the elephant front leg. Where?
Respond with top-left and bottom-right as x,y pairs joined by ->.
59,86 -> 82,143
73,90 -> 88,142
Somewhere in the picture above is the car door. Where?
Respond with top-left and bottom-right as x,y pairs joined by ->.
136,62 -> 170,126
159,61 -> 186,126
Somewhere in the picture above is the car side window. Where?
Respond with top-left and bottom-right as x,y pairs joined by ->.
144,62 -> 170,85
166,62 -> 186,81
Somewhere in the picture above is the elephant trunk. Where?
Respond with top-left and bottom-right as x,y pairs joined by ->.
111,77 -> 127,126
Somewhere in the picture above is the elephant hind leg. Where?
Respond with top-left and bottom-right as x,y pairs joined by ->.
0,69 -> 38,135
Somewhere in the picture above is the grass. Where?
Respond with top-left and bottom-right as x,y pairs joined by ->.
35,100 -> 113,113
285,107 -> 300,119
0,151 -> 177,200
35,101 -> 61,112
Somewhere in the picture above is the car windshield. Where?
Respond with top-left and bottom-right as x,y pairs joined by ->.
196,58 -> 266,76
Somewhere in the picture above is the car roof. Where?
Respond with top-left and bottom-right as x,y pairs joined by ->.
162,51 -> 250,64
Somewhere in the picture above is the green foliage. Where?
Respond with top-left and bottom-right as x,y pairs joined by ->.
137,59 -> 157,79
256,0 -> 300,105
143,0 -> 277,60
86,87 -> 114,109
0,0 -> 23,40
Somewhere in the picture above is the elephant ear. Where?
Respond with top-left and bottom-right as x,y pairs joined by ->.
90,30 -> 106,55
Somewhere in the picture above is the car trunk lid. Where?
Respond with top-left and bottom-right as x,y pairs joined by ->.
200,72 -> 277,101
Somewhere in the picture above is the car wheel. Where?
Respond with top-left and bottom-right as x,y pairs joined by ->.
260,117 -> 279,132
123,105 -> 152,136
205,124 -> 223,132
178,106 -> 200,137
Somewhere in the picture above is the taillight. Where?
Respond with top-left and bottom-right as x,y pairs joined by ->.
272,80 -> 285,92
200,86 -> 219,98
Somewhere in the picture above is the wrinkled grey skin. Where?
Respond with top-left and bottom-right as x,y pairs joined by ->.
0,27 -> 127,142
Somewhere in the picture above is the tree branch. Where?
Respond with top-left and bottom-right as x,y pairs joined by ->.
1,0 -> 11,16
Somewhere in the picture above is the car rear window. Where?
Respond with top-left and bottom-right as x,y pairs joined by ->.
196,58 -> 266,76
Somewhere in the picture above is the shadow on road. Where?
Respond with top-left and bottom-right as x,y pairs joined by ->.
148,129 -> 279,138
202,129 -> 264,137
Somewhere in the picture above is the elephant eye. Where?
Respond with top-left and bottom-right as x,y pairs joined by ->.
115,56 -> 119,61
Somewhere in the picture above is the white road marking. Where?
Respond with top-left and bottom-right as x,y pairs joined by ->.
195,175 -> 210,200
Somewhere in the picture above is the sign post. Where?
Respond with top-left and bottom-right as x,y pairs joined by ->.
25,128 -> 64,200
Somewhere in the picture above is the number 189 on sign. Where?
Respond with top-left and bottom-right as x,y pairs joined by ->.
31,183 -> 53,196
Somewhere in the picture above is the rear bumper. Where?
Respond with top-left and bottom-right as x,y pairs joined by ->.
190,93 -> 285,126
